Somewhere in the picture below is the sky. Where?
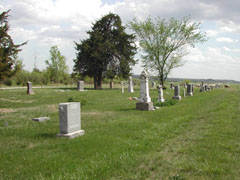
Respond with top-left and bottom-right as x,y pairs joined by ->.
1,0 -> 240,81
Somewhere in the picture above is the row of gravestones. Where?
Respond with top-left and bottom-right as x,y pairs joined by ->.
27,71 -> 220,139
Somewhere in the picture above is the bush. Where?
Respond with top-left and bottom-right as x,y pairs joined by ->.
152,98 -> 178,107
67,96 -> 87,106
4,79 -> 12,86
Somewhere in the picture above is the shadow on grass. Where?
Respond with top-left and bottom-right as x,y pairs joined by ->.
35,132 -> 57,139
119,107 -> 136,112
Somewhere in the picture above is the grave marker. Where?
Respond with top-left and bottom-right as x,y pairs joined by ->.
57,102 -> 85,139
136,70 -> 154,111
128,76 -> 134,93
172,85 -> 181,100
27,81 -> 34,95
77,81 -> 84,91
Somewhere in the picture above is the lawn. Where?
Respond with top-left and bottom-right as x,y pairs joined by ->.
0,84 -> 240,179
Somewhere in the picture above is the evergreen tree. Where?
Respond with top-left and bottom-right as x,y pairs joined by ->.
0,10 -> 27,83
74,13 -> 136,89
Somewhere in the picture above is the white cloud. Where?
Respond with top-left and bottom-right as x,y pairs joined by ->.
2,0 -> 240,80
216,37 -> 234,43
206,30 -> 219,37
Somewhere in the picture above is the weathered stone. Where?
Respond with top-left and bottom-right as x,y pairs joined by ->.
152,82 -> 156,88
32,117 -> 50,122
204,84 -> 209,91
27,81 -> 34,95
136,102 -> 154,111
170,82 -> 174,89
128,76 -> 134,93
172,85 -> 181,100
121,81 -> 124,93
157,85 -> 165,102
77,81 -> 84,91
136,70 -> 154,111
187,83 -> 193,96
183,88 -> 186,97
57,102 -> 84,139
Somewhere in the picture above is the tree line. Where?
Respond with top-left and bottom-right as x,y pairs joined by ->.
0,10 -> 206,88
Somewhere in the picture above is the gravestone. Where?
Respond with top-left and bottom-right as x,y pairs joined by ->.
187,83 -> 193,96
170,82 -> 174,89
184,83 -> 187,88
27,81 -> 34,95
172,85 -> 181,100
200,82 -> 205,92
157,85 -> 165,102
77,81 -> 84,91
205,84 -> 208,91
32,117 -> 50,122
192,83 -> 194,94
152,82 -> 156,88
136,70 -> 154,111
121,81 -> 124,93
57,102 -> 85,138
128,76 -> 134,93
183,88 -> 186,97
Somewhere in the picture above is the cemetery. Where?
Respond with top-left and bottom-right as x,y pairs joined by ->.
1,81 -> 240,179
1,4 -> 240,180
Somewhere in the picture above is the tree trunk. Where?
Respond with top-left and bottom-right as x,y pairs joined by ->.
110,80 -> 113,89
93,72 -> 102,89
97,73 -> 102,89
94,74 -> 97,89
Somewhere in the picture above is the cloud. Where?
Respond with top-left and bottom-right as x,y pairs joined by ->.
206,30 -> 219,37
1,0 -> 240,80
216,37 -> 234,43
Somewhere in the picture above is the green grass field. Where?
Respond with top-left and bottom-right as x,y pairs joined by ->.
0,85 -> 240,179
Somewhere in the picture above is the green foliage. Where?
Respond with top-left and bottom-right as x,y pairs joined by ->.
153,98 -> 178,107
3,78 -> 12,86
67,96 -> 87,106
45,46 -> 68,83
0,10 -> 27,83
129,16 -> 207,86
74,13 -> 137,89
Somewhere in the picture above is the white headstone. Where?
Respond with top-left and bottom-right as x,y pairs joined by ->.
121,81 -> 124,93
136,70 -> 154,110
57,102 -> 85,138
157,85 -> 165,102
27,81 -> 34,95
128,76 -> 134,93
77,81 -> 84,91
138,71 -> 151,103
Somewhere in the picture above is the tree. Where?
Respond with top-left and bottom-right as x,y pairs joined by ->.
129,16 -> 207,86
45,46 -> 68,84
0,10 -> 27,83
74,13 -> 136,89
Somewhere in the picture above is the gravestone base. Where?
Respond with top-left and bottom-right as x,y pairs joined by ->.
57,130 -> 85,139
157,98 -> 165,103
187,92 -> 193,96
32,117 -> 50,122
172,96 -> 182,100
136,102 -> 154,111
27,91 -> 34,95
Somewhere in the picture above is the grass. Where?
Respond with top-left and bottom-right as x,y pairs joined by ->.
0,84 -> 240,179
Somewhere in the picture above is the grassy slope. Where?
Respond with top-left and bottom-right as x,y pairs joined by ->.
0,85 -> 240,179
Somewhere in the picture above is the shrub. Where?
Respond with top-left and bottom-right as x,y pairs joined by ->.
4,79 -> 12,86
67,97 -> 87,106
152,98 -> 178,107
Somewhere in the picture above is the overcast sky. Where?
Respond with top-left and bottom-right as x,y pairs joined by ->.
1,0 -> 240,81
